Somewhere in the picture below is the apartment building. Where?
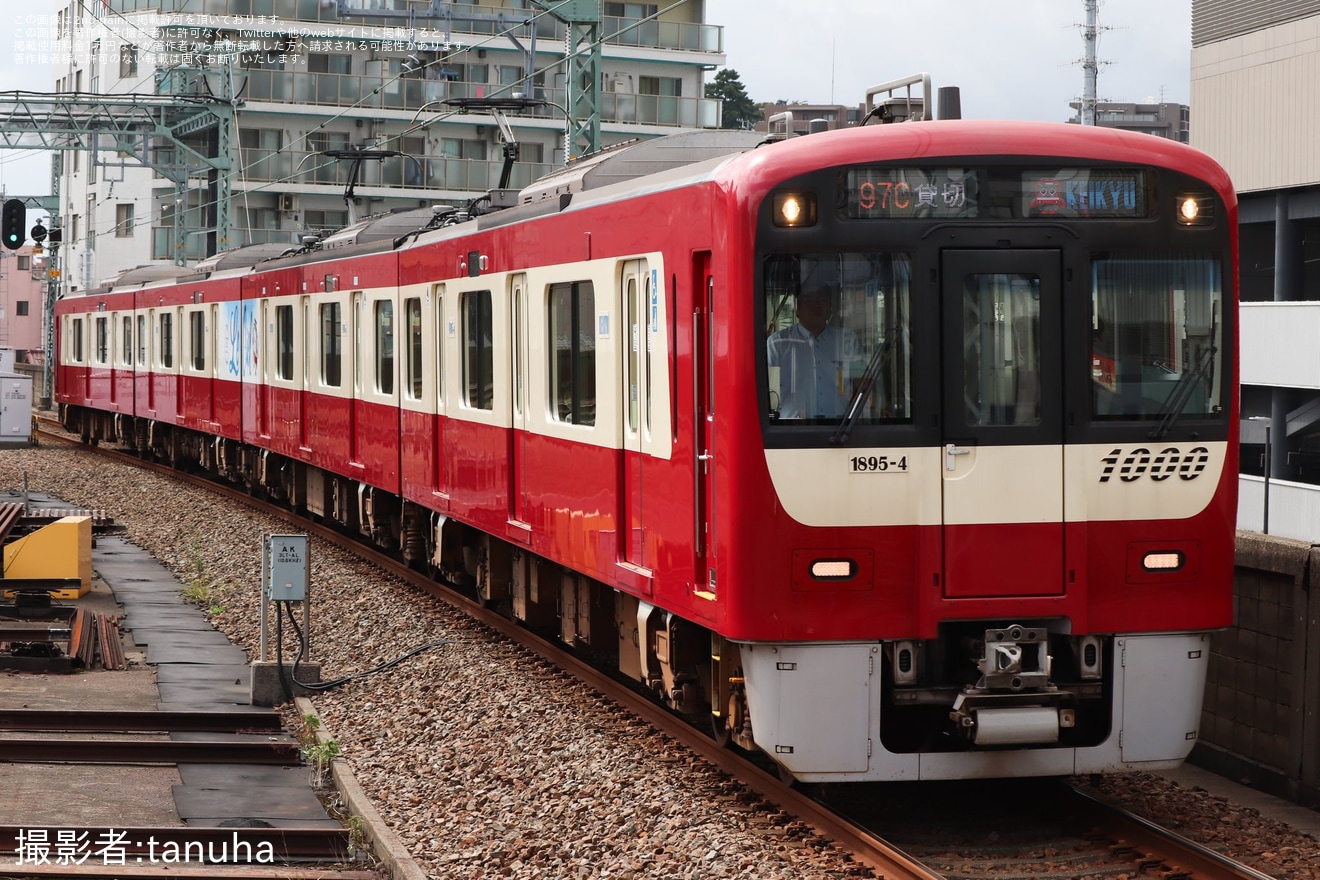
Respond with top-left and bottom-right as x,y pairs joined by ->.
1191,1 -> 1320,539
54,1 -> 726,288
0,245 -> 50,365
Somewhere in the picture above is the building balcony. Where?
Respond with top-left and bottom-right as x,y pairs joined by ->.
238,70 -> 721,128
239,148 -> 554,192
109,1 -> 723,54
1240,301 -> 1320,389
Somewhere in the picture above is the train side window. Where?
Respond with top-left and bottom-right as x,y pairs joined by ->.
190,310 -> 206,371
320,302 -> 341,387
121,316 -> 133,366
462,290 -> 493,410
137,315 -> 146,365
70,317 -> 84,363
276,304 -> 294,381
549,280 -> 596,426
95,317 -> 109,365
159,313 -> 173,368
404,296 -> 422,400
375,299 -> 395,395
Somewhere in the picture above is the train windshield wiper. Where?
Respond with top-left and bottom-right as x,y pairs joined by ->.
1148,341 -> 1217,441
830,336 -> 890,445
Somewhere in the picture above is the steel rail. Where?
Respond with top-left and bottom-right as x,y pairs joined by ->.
0,738 -> 301,765
1063,784 -> 1283,880
0,867 -> 376,879
0,709 -> 283,733
0,826 -> 351,862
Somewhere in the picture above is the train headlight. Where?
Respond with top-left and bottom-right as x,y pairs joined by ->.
1175,193 -> 1213,226
772,192 -> 817,228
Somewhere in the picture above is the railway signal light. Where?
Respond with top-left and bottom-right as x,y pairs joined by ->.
29,222 -> 47,244
2,199 -> 25,250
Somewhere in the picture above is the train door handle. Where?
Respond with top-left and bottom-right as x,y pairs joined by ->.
945,443 -> 972,471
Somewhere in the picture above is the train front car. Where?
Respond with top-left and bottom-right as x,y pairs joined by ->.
716,120 -> 1238,782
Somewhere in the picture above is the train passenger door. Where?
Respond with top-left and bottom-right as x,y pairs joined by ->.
299,295 -> 310,449
693,252 -> 716,595
620,259 -> 649,567
940,249 -> 1064,598
349,291 -> 363,464
507,274 -> 531,530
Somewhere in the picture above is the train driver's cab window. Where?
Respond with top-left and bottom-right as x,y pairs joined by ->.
275,304 -> 294,381
375,299 -> 394,395
159,313 -> 174,368
1090,250 -> 1224,421
462,290 -> 492,410
762,252 -> 912,426
320,302 -> 341,387
549,281 -> 596,426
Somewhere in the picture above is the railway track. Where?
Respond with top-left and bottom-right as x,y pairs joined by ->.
25,422 -> 1292,880
0,706 -> 370,879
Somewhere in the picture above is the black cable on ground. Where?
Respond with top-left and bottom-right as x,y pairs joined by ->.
274,599 -> 449,698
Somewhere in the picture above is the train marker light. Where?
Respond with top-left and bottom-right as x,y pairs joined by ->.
2,199 -> 25,250
810,559 -> 854,579
772,192 -> 817,227
1141,551 -> 1184,572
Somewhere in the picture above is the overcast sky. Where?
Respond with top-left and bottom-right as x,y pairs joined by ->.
705,0 -> 1191,118
0,0 -> 1191,198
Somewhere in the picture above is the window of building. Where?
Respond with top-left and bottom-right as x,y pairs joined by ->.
89,41 -> 100,93
308,54 -> 352,74
462,291 -> 492,410
604,2 -> 658,17
304,209 -> 347,231
405,296 -> 422,400
120,44 -> 138,79
159,313 -> 174,368
16,256 -> 28,270
638,75 -> 681,96
16,301 -> 28,317
189,310 -> 206,371
375,300 -> 394,395
321,302 -> 342,387
549,281 -> 596,425
116,203 -> 134,237
440,138 -> 488,161
276,304 -> 294,380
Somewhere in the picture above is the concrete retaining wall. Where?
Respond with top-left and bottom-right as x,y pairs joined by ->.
1190,531 -> 1320,807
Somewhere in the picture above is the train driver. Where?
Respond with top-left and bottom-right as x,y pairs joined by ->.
766,269 -> 865,420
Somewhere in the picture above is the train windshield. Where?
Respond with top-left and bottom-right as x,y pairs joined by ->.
763,252 -> 912,426
1091,250 -> 1224,422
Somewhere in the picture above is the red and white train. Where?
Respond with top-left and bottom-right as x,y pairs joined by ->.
56,116 -> 1238,782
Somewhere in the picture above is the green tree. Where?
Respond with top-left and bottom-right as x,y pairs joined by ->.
705,68 -> 762,130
